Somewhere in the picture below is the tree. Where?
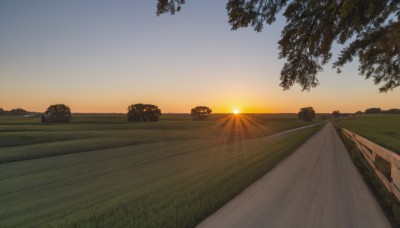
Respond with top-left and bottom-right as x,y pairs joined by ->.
365,107 -> 382,114
331,110 -> 341,118
355,111 -> 363,115
41,104 -> 72,123
144,104 -> 162,121
127,103 -> 161,122
298,107 -> 316,121
127,103 -> 146,121
156,0 -> 400,92
191,106 -> 212,120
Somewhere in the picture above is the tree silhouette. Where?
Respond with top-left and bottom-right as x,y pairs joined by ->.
191,106 -> 212,120
385,109 -> 400,114
127,103 -> 145,121
10,108 -> 29,115
298,107 -> 316,121
41,104 -> 72,123
331,110 -> 341,118
127,104 -> 161,122
156,0 -> 400,92
365,108 -> 382,114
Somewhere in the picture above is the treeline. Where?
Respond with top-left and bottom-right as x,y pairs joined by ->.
1,103 -> 214,124
363,108 -> 400,114
0,108 -> 38,116
331,108 -> 400,118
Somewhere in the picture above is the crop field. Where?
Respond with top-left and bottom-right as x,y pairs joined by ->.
335,115 -> 400,154
0,114 -> 321,227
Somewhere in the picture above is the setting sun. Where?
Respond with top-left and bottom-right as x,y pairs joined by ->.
233,109 -> 240,115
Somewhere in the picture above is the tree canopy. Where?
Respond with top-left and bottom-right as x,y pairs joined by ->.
41,104 -> 72,123
156,0 -> 400,92
127,103 -> 162,122
191,106 -> 212,120
298,107 -> 316,121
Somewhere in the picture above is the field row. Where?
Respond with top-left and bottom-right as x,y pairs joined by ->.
0,126 -> 321,227
0,114 -> 316,163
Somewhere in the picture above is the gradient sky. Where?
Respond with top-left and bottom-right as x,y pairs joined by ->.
1,1 -> 399,113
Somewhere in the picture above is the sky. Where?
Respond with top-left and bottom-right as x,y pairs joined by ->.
1,0 -> 399,113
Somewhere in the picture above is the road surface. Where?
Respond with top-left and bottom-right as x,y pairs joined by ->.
197,122 -> 391,228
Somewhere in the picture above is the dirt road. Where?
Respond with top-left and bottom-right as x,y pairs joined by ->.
197,122 -> 391,228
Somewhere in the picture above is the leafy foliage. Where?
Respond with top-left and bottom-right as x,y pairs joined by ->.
156,0 -> 185,15
41,104 -> 72,123
191,106 -> 212,120
127,103 -> 162,122
157,0 -> 400,92
298,107 -> 316,121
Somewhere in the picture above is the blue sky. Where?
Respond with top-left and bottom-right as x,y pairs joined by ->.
1,0 -> 399,113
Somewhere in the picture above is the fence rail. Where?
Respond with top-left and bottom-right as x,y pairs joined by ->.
341,128 -> 400,200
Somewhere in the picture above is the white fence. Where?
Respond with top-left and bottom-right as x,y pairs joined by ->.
341,128 -> 400,200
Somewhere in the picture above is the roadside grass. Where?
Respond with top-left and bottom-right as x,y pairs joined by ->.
0,125 -> 321,227
336,127 -> 400,227
335,115 -> 400,154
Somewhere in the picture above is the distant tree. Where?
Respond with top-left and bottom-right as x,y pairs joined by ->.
365,108 -> 382,114
10,108 -> 29,115
355,111 -> 363,115
127,103 -> 145,122
321,115 -> 326,121
298,107 -> 316,121
191,106 -> 212,120
0,108 -> 4,115
331,110 -> 341,118
41,104 -> 72,123
127,103 -> 161,122
157,0 -> 400,92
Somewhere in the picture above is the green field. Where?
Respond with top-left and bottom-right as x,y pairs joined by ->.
335,115 -> 400,154
0,114 -> 321,227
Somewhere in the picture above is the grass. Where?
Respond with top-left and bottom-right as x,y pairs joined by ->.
335,114 -> 400,154
0,114 -> 321,227
336,126 -> 400,227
